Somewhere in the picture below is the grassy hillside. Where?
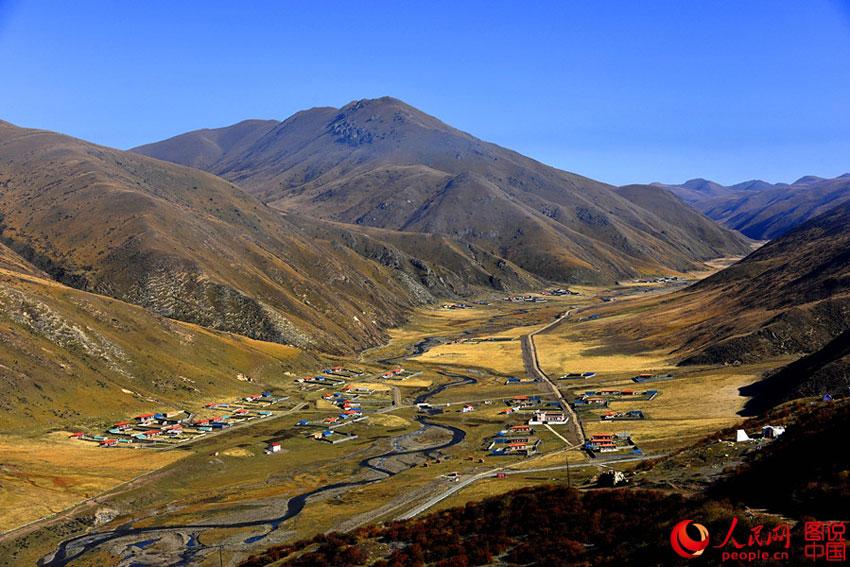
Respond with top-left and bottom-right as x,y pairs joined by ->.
0,267 -> 315,433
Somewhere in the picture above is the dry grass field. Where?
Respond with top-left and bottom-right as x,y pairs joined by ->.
534,333 -> 672,376
413,340 -> 525,374
0,432 -> 184,532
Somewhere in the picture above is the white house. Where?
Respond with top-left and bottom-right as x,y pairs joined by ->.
528,410 -> 568,425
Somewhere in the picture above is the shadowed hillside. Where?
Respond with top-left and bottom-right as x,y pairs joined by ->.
739,331 -> 850,414
134,97 -> 752,284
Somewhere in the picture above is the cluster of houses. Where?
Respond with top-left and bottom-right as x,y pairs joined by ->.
634,276 -> 682,284
540,288 -> 580,297
498,395 -> 560,415
584,432 -> 638,455
600,409 -> 645,421
318,391 -> 366,422
441,303 -> 472,310
296,374 -> 347,388
487,424 -> 541,456
572,389 -> 658,409
322,366 -> 365,378
503,295 -> 547,303
295,367 -> 369,390
290,388 -> 376,446
73,393 -> 284,448
380,366 -> 406,380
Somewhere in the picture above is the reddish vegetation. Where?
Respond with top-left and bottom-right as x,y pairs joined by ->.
241,488 -> 751,566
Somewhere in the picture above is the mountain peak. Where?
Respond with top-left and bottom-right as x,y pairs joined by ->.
332,96 -> 454,134
793,175 -> 826,185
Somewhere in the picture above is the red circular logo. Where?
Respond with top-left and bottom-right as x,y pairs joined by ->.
671,519 -> 710,559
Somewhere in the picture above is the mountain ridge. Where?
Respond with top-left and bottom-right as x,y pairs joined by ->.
658,174 -> 850,239
133,96 -> 752,284
2,119 -> 534,354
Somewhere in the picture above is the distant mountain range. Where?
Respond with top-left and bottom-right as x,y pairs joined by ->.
134,97 -> 752,284
657,174 -> 850,239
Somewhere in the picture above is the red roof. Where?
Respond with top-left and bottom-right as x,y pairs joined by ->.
513,395 -> 529,400
135,413 -> 154,419
270,442 -> 281,447
114,421 -> 131,426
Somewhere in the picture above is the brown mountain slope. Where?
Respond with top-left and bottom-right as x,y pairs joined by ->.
133,97 -> 752,283
0,267 -> 315,433
614,184 -> 752,258
0,240 -> 45,278
0,120 -> 520,353
660,174 -> 850,239
609,199 -> 850,368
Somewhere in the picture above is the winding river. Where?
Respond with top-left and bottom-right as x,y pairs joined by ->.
40,373 -> 476,567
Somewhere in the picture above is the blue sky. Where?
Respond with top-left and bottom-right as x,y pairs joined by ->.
1,1 -> 849,185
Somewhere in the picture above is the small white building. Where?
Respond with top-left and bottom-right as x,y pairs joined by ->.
266,441 -> 282,454
528,410 -> 568,425
762,425 -> 786,439
462,404 -> 474,413
735,429 -> 751,442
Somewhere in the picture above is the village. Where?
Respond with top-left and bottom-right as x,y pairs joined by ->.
70,391 -> 289,448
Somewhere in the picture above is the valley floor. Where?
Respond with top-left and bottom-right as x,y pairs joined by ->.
0,268 -> 787,566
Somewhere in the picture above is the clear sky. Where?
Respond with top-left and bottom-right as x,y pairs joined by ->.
1,1 -> 849,186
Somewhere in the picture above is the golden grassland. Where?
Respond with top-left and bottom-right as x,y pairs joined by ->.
361,295 -> 582,363
392,377 -> 433,388
0,432 -> 185,532
413,340 -> 525,374
534,333 -> 672,376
